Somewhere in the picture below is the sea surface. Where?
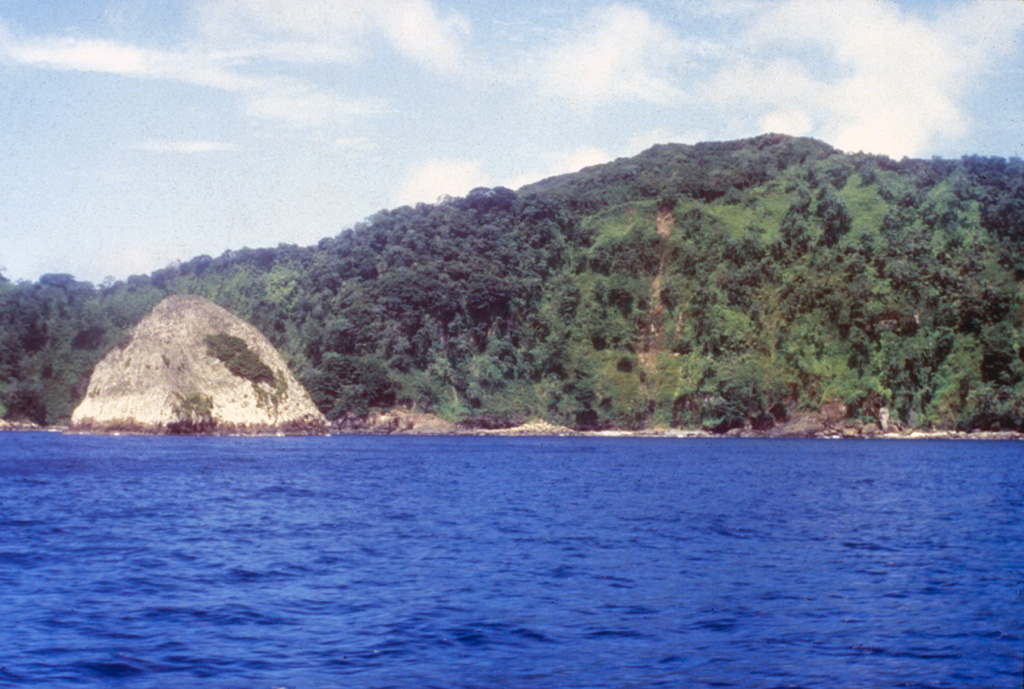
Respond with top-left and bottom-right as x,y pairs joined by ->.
0,433 -> 1020,688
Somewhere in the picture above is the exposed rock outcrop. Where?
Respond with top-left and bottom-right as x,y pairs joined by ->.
332,409 -> 458,435
469,419 -> 578,436
766,412 -> 829,438
71,295 -> 325,434
0,418 -> 43,432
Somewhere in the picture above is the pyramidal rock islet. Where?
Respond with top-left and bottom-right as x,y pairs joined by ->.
71,295 -> 326,434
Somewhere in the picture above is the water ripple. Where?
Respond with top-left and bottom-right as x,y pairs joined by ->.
0,434 -> 1020,688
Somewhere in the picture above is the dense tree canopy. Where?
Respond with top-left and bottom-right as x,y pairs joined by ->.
2,135 -> 1022,431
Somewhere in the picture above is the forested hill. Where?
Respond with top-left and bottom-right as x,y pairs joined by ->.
2,134 -> 1023,432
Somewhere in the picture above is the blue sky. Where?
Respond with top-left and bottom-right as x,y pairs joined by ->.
1,0 -> 1022,283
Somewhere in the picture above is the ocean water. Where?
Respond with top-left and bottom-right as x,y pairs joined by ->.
0,433 -> 1020,688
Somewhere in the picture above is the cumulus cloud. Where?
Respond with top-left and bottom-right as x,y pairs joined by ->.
708,58 -> 819,109
381,0 -> 472,73
708,0 -> 1024,157
396,159 -> 491,205
535,4 -> 696,108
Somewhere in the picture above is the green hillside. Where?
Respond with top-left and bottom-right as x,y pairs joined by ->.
2,134 -> 1022,431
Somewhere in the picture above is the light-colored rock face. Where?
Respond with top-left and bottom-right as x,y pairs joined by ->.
71,295 -> 325,433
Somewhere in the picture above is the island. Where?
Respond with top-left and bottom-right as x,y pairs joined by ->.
1,135 -> 1022,437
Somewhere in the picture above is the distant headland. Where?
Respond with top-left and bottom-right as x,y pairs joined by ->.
2,135 -> 1022,436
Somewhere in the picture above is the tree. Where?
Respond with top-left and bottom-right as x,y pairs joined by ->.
817,185 -> 852,246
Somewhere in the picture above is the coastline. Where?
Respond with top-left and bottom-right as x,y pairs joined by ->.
456,422 -> 1024,441
2,417 -> 1022,440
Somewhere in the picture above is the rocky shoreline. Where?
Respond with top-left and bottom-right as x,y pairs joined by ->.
4,412 -> 1021,440
322,409 -> 1024,440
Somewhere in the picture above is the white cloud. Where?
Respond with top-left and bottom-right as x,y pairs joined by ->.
6,35 -> 150,74
708,0 -> 1024,157
0,20 -> 379,130
535,4 -> 693,108
396,159 -> 491,205
708,58 -> 820,108
135,140 -> 240,154
2,28 -> 258,91
380,0 -> 471,74
195,0 -> 471,74
679,0 -> 763,19
245,81 -> 386,126
938,0 -> 1024,61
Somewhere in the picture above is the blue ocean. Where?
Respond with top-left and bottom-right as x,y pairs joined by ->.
0,433 -> 1020,688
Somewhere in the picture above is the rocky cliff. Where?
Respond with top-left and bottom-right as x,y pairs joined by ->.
71,295 -> 325,434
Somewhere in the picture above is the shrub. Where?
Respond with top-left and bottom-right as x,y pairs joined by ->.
204,333 -> 275,385
170,391 -> 215,433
